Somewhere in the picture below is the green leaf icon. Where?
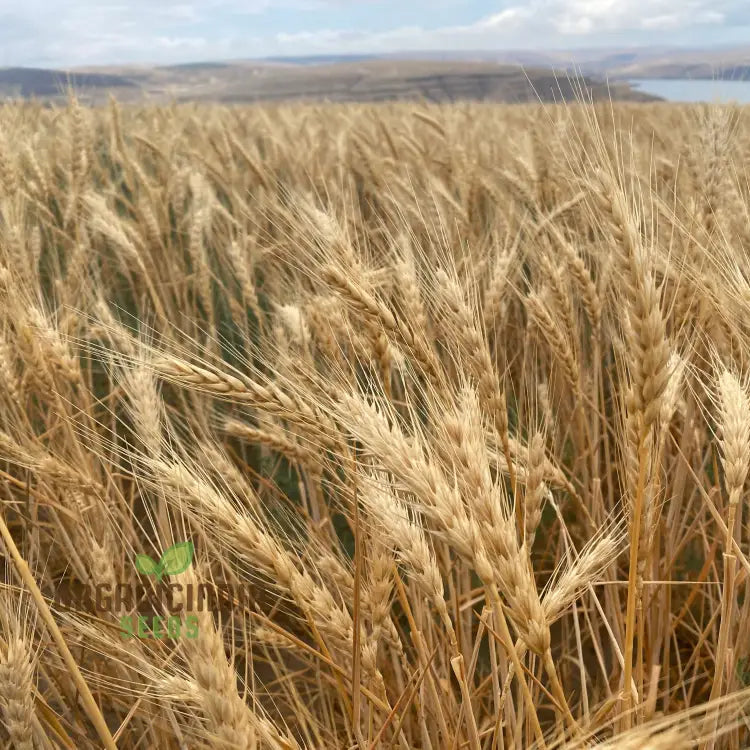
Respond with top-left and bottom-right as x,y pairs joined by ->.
135,554 -> 159,577
157,541 -> 194,580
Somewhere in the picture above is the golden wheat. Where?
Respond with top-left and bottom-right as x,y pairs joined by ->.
0,94 -> 749,748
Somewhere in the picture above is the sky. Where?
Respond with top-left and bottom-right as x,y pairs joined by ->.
1,0 -> 750,69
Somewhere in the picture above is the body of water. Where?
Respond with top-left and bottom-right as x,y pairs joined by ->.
630,78 -> 750,103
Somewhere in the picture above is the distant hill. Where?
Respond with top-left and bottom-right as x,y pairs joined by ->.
0,59 -> 659,105
157,61 -> 231,71
6,45 -> 750,105
546,46 -> 750,80
259,54 -> 379,66
390,46 -> 750,81
0,67 -> 135,97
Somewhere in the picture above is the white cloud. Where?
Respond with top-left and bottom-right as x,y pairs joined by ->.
476,8 -> 532,29
547,0 -> 727,34
0,0 -> 746,68
259,0 -> 740,57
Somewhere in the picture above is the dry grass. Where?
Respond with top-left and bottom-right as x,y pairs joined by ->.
0,93 -> 750,748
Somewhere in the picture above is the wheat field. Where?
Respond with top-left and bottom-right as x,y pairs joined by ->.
0,94 -> 750,748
